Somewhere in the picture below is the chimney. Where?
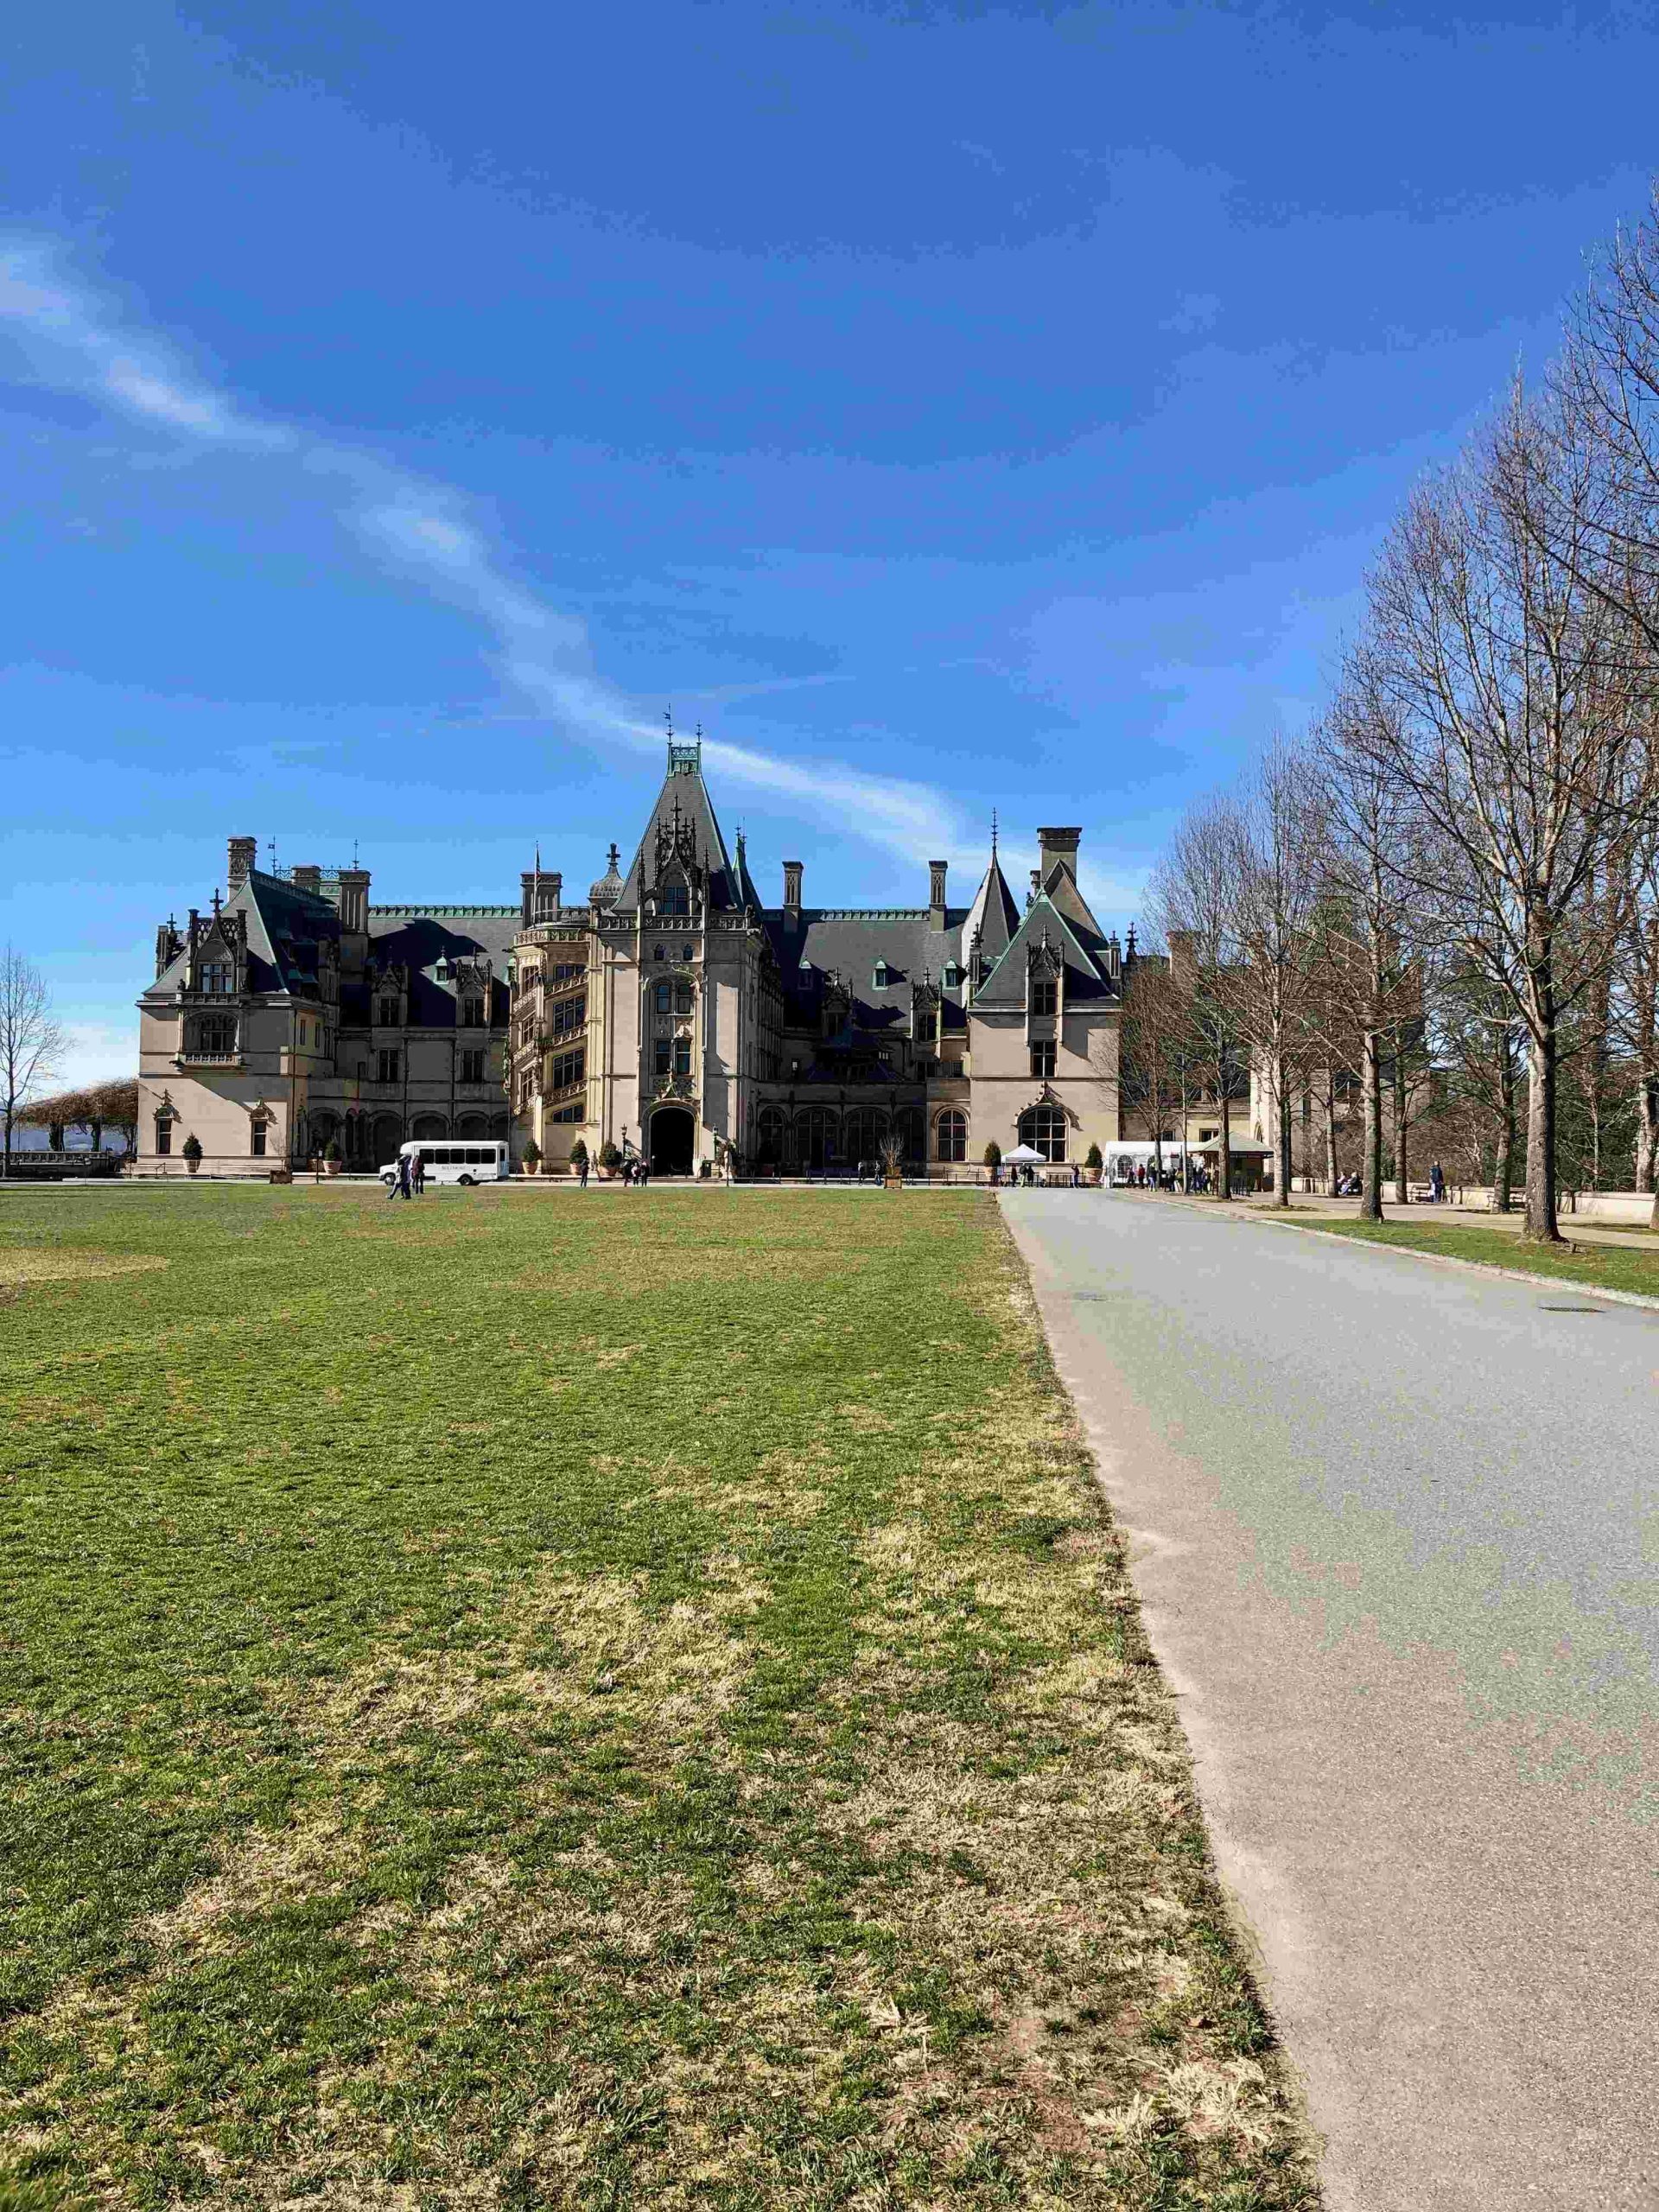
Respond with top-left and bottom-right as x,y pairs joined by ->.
1028,868 -> 1040,908
538,872 -> 563,920
928,860 -> 947,929
227,836 -> 257,889
520,871 -> 535,928
290,864 -> 322,896
155,918 -> 180,978
784,860 -> 803,912
338,866 -> 371,937
1036,826 -> 1081,881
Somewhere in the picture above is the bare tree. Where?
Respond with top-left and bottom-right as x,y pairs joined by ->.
1228,735 -> 1323,1208
1311,690 -> 1423,1224
1,950 -> 67,1177
1353,387 -> 1651,1241
1117,940 -> 1194,1186
1148,795 -> 1247,1200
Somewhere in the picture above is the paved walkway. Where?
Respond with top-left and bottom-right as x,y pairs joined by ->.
1001,1191 -> 1659,2212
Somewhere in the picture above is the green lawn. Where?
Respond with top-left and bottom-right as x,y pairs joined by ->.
1,1186 -> 1314,2209
1294,1215 -> 1659,1300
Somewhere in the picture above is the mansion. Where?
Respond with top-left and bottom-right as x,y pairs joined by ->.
136,738 -> 1129,1177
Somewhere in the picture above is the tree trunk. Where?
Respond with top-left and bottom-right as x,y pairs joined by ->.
1636,1072 -> 1656,1196
1323,1071 -> 1338,1196
1275,1064 -> 1292,1209
1391,1046 -> 1408,1206
1360,1030 -> 1384,1222
1494,1035 -> 1516,1214
1217,1054 -> 1233,1201
1522,911 -> 1560,1243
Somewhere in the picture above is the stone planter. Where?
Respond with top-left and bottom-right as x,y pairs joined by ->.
326,1158 -> 343,1177
884,1173 -> 903,1191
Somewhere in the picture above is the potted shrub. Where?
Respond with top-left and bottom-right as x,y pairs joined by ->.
599,1141 -> 623,1179
982,1140 -> 1001,1185
567,1137 -> 587,1180
326,1140 -> 343,1178
522,1136 -> 543,1178
1084,1141 -> 1103,1187
181,1133 -> 203,1178
878,1135 -> 906,1191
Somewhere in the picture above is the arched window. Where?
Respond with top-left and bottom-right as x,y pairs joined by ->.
1018,1104 -> 1067,1161
796,1106 -> 838,1171
935,1108 -> 967,1163
756,1104 -> 787,1166
894,1106 -> 924,1161
872,960 -> 890,988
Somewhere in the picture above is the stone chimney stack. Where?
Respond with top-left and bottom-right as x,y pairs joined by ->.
290,864 -> 322,896
338,867 -> 371,938
784,860 -> 803,912
1036,826 -> 1081,880
227,836 -> 257,889
928,860 -> 948,929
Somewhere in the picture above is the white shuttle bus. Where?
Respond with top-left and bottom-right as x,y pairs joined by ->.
380,1139 -> 509,1188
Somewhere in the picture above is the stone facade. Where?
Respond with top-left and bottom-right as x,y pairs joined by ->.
137,741 -> 1128,1177
510,740 -> 1124,1175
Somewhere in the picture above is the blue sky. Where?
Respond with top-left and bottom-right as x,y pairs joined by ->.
3,1 -> 1656,1082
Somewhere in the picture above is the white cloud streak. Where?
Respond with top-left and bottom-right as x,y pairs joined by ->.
0,235 -> 1009,883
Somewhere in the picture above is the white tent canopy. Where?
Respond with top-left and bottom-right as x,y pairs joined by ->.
1002,1143 -> 1047,1165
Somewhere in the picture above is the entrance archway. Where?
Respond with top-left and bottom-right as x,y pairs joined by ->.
649,1107 -> 695,1176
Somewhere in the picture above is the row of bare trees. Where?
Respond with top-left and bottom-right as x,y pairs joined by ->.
1129,191 -> 1659,1243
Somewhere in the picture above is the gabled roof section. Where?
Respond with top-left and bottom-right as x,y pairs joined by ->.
961,851 -> 1020,961
971,891 -> 1118,1009
1039,851 -> 1109,949
614,740 -> 743,913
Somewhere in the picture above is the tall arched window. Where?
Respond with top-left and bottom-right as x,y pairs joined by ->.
1018,1104 -> 1067,1161
893,1106 -> 924,1161
935,1108 -> 967,1163
755,1104 -> 787,1166
796,1106 -> 838,1171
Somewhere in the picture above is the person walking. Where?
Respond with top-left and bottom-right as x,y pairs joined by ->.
411,1150 -> 426,1198
1430,1160 -> 1445,1205
396,1151 -> 413,1202
578,1151 -> 590,1190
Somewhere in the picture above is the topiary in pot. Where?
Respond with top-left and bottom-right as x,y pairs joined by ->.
1084,1142 -> 1103,1183
568,1137 -> 587,1178
599,1141 -> 623,1177
182,1133 -> 203,1176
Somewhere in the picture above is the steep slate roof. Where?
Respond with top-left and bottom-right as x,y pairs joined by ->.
962,853 -> 1020,961
613,749 -> 745,913
764,909 -> 972,1034
143,868 -> 515,1027
973,855 -> 1120,1010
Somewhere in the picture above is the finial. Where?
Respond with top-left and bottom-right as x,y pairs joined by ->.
607,842 -> 620,871
212,887 -> 222,915
991,807 -> 998,857
353,837 -> 359,868
664,705 -> 674,745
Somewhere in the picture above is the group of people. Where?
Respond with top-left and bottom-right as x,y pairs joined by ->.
994,1161 -> 1084,1188
619,1157 -> 651,1188
386,1151 -> 425,1201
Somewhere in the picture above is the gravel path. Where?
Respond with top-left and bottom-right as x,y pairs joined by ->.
1001,1190 -> 1659,2212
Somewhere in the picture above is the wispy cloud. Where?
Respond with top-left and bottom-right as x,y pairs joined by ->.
0,235 -> 997,878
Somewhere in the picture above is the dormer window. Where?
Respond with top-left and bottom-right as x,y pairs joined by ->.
378,995 -> 399,1026
660,881 -> 690,917
798,957 -> 812,973
942,961 -> 961,988
1031,977 -> 1058,1015
201,958 -> 233,996
435,960 -> 453,982
873,961 -> 891,989
461,996 -> 485,1027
